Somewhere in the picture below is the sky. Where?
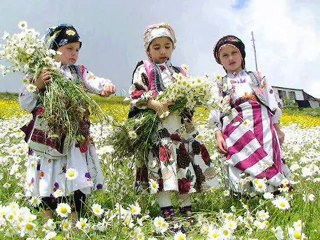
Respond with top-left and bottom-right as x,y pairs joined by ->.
0,0 -> 320,98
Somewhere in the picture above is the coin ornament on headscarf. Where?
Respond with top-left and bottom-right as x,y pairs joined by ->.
44,24 -> 82,51
66,29 -> 76,36
213,35 -> 246,64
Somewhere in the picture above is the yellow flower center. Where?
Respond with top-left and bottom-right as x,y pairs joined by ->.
61,207 -> 67,214
293,231 -> 302,239
26,223 -> 34,231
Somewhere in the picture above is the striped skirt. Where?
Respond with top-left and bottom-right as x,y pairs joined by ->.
222,100 -> 288,192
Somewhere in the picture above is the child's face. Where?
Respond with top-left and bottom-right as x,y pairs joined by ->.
55,42 -> 81,66
219,45 -> 243,74
147,37 -> 173,64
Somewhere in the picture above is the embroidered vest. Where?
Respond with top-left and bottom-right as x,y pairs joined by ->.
221,71 -> 273,113
128,60 -> 186,118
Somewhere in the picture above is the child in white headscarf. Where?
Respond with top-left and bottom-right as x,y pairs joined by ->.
129,22 -> 219,221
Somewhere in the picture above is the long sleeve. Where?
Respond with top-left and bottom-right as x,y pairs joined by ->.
209,109 -> 222,132
257,73 -> 282,124
19,85 -> 38,112
80,66 -> 112,95
208,80 -> 224,132
129,63 -> 153,109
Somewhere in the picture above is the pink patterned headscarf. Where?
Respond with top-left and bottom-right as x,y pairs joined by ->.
143,22 -> 176,50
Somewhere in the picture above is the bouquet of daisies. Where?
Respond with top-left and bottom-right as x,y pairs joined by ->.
109,69 -> 229,164
157,72 -> 213,113
0,22 -> 104,146
109,110 -> 160,165
207,74 -> 232,115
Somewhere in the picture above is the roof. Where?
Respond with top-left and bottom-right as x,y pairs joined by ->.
272,86 -> 304,91
272,86 -> 319,101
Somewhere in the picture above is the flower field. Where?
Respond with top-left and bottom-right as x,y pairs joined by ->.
0,93 -> 320,239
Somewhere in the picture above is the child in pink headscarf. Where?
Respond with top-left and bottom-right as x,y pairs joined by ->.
129,23 -> 219,221
210,35 -> 291,195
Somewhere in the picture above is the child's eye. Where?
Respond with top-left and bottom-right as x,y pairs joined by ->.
154,47 -> 160,50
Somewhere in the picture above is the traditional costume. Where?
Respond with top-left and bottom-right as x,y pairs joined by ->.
210,35 -> 291,193
20,24 -> 110,211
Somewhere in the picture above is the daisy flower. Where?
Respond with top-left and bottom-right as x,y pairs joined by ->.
181,64 -> 189,72
149,179 -> 159,193
128,130 -> 137,139
207,227 -> 222,240
272,196 -> 290,210
44,231 -> 57,240
129,202 -> 141,216
76,218 -> 89,231
18,21 -> 28,30
302,193 -> 315,202
174,231 -> 187,240
29,196 -> 42,207
24,222 -> 37,235
263,192 -> 274,200
154,216 -> 168,234
26,84 -> 37,93
61,219 -> 72,232
253,178 -> 267,192
272,226 -> 284,240
92,203 -> 104,217
56,203 -> 71,218
288,227 -> 305,240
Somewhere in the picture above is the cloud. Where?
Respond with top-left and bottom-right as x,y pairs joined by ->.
0,0 -> 319,98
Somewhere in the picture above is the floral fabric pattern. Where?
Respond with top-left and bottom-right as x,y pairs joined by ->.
131,61 -> 220,194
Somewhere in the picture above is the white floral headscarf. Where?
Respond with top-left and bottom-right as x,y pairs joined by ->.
143,22 -> 176,50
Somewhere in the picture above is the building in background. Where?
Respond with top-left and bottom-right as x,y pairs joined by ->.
272,86 -> 320,108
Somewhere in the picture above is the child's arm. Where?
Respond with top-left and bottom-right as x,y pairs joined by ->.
19,85 -> 38,112
33,69 -> 52,91
80,66 -> 115,96
19,70 -> 52,112
146,99 -> 173,117
274,123 -> 285,145
258,73 -> 285,144
100,83 -> 116,97
209,110 -> 227,154
215,130 -> 228,154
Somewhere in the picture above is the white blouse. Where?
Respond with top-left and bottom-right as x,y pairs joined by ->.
209,70 -> 282,131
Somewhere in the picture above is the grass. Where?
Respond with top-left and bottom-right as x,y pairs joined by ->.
0,92 -> 320,239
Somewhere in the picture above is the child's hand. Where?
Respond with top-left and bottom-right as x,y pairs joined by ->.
34,69 -> 52,90
101,83 -> 116,97
274,124 -> 285,145
157,101 -> 174,118
147,99 -> 174,118
215,130 -> 227,154
276,129 -> 285,145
